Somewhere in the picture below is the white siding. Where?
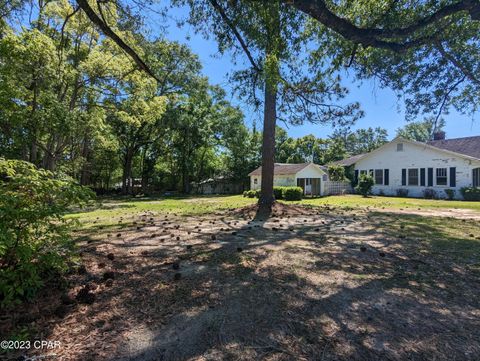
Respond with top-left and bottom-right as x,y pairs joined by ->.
295,164 -> 325,179
354,139 -> 480,199
295,164 -> 327,195
250,174 -> 296,190
249,163 -> 328,194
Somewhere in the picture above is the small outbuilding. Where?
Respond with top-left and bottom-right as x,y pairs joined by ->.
192,176 -> 245,195
248,163 -> 329,196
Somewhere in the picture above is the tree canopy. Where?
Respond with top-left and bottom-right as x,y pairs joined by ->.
0,1 -> 256,194
67,0 -> 480,210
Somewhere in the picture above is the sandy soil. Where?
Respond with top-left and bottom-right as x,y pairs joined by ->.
373,206 -> 480,220
2,204 -> 480,361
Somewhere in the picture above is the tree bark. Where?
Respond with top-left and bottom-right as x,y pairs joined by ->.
258,74 -> 277,210
122,148 -> 134,194
182,152 -> 190,193
258,1 -> 280,214
80,137 -> 91,185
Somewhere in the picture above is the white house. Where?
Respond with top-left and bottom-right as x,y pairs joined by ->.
335,135 -> 480,199
248,163 -> 329,196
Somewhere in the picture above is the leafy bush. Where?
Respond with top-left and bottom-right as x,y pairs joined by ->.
423,188 -> 437,199
327,165 -> 347,181
444,189 -> 456,200
245,190 -> 260,198
355,174 -> 374,197
0,159 -> 93,308
396,188 -> 409,197
282,186 -> 303,201
460,187 -> 480,201
273,186 -> 284,200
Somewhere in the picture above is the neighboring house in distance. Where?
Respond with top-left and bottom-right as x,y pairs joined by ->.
334,135 -> 480,199
249,163 -> 330,196
192,176 -> 245,195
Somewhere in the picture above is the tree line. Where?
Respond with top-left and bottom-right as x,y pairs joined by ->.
69,0 -> 479,212
2,1 -> 478,204
0,2 -> 257,194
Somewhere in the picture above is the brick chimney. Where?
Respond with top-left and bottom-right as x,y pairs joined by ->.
433,131 -> 446,140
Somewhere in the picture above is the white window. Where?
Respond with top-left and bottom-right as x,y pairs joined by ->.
408,169 -> 419,186
436,168 -> 447,186
375,169 -> 383,185
397,143 -> 404,151
306,178 -> 311,186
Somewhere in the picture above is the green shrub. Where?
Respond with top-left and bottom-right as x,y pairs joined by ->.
355,174 -> 374,197
423,188 -> 437,199
327,165 -> 347,181
396,188 -> 409,197
245,190 -> 260,198
242,191 -> 248,197
0,159 -> 93,308
273,186 -> 284,200
460,187 -> 480,201
444,189 -> 456,200
282,186 -> 303,201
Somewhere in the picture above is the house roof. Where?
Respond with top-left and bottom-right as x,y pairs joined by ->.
427,136 -> 480,160
334,135 -> 480,166
331,153 -> 367,166
248,163 -> 321,176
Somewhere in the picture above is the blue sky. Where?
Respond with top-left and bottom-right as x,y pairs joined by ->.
148,3 -> 480,140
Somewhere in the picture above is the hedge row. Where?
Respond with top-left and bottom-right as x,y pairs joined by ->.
243,189 -> 260,198
243,186 -> 303,201
460,187 -> 480,201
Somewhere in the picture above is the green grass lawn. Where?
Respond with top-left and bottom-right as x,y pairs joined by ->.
68,195 -> 256,229
68,193 -> 480,230
296,194 -> 480,211
17,193 -> 480,361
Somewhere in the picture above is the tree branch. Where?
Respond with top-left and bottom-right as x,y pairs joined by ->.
435,41 -> 480,86
76,0 -> 161,82
208,0 -> 262,72
434,75 -> 466,128
288,0 -> 480,52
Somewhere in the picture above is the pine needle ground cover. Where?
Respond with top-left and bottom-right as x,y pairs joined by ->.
2,196 -> 479,361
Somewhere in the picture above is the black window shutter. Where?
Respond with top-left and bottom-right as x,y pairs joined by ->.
354,170 -> 359,185
427,168 -> 433,186
384,169 -> 389,185
450,167 -> 456,187
401,169 -> 406,186
420,168 -> 426,186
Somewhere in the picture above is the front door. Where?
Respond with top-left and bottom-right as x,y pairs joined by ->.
305,178 -> 312,194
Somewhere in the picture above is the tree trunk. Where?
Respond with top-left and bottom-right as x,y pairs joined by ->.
29,139 -> 38,165
80,138 -> 91,185
140,147 -> 148,190
258,1 -> 280,214
258,74 -> 277,210
122,149 -> 134,194
182,156 -> 190,194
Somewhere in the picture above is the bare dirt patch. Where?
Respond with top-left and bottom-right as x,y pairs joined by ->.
2,205 -> 480,361
376,206 -> 480,220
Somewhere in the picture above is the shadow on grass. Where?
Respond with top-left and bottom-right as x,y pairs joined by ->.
4,208 -> 480,361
